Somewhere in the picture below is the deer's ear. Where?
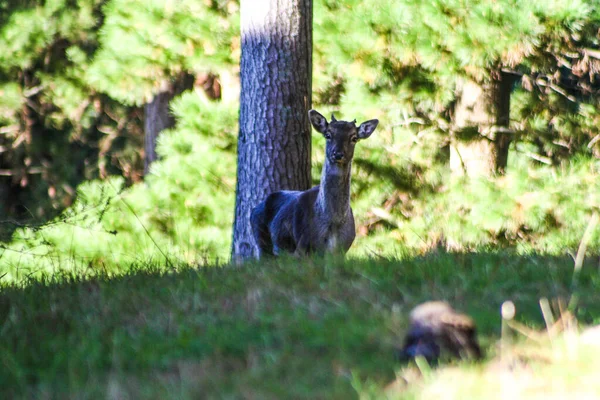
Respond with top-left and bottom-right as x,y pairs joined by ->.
308,110 -> 328,134
358,119 -> 379,139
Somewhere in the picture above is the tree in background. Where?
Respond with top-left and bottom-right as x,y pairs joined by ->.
0,0 -> 143,229
344,0 -> 543,178
314,0 -> 600,178
232,0 -> 313,259
0,0 -> 238,230
2,0 -> 600,269
86,0 -> 238,175
143,72 -> 194,175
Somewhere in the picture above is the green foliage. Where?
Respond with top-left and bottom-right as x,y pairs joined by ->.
2,95 -> 237,281
0,0 -> 144,223
87,0 -> 238,105
347,153 -> 600,258
1,4 -> 600,396
1,0 -> 600,277
315,0 -> 600,164
310,0 -> 600,259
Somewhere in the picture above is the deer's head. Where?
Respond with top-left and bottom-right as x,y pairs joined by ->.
308,109 -> 378,166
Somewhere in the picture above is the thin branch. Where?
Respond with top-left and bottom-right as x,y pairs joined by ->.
584,48 -> 600,60
0,125 -> 19,134
572,212 -> 599,288
588,134 -> 600,149
549,84 -> 577,102
0,167 -> 43,176
393,117 -> 426,127
523,151 -> 553,165
23,85 -> 44,98
535,78 -> 577,102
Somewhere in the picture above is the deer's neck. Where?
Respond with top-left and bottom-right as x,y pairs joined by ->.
317,161 -> 352,224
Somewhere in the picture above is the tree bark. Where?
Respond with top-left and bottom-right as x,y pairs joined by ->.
232,0 -> 313,260
144,73 -> 194,176
450,71 -> 515,178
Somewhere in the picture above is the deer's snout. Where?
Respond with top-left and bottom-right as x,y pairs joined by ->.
333,151 -> 345,161
329,151 -> 346,164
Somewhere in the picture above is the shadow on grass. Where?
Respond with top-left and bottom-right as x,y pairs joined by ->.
1,252 -> 599,398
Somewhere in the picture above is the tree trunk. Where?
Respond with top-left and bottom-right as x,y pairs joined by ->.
232,0 -> 313,260
144,73 -> 194,176
450,71 -> 515,178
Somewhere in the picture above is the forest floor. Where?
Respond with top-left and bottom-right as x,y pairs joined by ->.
2,252 -> 600,399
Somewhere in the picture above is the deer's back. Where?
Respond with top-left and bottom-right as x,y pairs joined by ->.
284,186 -> 355,254
254,185 -> 355,255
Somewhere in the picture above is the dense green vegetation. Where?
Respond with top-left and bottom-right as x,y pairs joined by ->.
1,0 -> 599,276
2,253 -> 600,398
1,1 -> 600,397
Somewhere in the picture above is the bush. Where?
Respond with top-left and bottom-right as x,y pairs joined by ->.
2,93 -> 237,281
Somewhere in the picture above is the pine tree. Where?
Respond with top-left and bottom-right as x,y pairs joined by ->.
0,0 -> 143,230
314,0 -> 600,177
86,0 -> 238,175
232,0 -> 313,259
515,3 -> 600,163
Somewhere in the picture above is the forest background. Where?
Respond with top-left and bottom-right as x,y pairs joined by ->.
2,1 -> 600,398
0,0 -> 599,278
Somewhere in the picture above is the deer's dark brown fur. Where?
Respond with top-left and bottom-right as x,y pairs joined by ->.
250,110 -> 379,257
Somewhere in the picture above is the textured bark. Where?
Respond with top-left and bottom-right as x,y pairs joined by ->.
144,73 -> 194,176
232,0 -> 313,259
450,71 -> 515,178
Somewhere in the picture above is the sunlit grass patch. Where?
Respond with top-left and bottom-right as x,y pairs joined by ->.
379,330 -> 600,400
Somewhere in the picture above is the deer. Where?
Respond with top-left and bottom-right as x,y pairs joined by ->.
250,109 -> 379,257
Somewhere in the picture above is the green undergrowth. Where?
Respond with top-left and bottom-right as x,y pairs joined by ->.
1,88 -> 599,277
1,252 -> 600,399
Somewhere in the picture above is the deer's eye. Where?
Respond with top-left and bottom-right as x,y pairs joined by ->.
324,133 -> 332,140
350,136 -> 358,143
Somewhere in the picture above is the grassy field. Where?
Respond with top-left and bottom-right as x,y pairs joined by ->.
1,252 -> 600,399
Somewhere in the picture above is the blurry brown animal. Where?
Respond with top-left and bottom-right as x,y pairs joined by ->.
397,301 -> 483,363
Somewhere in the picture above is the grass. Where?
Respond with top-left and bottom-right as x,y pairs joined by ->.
384,332 -> 600,399
1,252 -> 600,399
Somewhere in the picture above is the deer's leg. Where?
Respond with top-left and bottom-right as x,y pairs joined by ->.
250,202 -> 274,258
270,220 -> 297,255
292,227 -> 315,256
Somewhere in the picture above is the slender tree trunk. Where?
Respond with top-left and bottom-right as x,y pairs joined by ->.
144,86 -> 173,175
450,71 -> 515,178
232,0 -> 313,260
144,73 -> 194,176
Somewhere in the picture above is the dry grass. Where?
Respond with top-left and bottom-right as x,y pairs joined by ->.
381,302 -> 600,400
